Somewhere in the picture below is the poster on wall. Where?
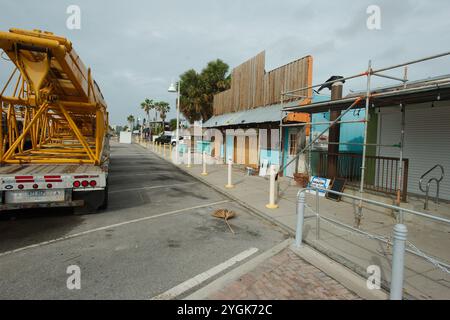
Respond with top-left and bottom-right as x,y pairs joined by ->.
259,159 -> 268,176
306,176 -> 331,197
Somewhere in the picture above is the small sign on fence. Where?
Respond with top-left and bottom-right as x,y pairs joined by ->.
306,176 -> 331,197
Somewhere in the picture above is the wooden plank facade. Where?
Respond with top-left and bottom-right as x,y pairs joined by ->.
213,51 -> 313,115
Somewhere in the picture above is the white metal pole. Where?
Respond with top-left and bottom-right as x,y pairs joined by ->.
175,81 -> 180,164
201,151 -> 208,176
187,146 -> 192,168
225,159 -> 234,188
357,60 -> 372,227
397,104 -> 406,223
278,94 -> 284,183
390,224 -> 407,300
295,190 -> 306,247
266,166 -> 279,209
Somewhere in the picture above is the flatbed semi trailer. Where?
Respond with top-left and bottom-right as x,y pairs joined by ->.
0,28 -> 109,211
0,147 -> 109,211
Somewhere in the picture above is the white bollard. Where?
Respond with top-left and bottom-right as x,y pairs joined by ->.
225,159 -> 234,188
295,190 -> 306,247
174,144 -> 178,165
266,166 -> 279,209
186,147 -> 192,168
201,151 -> 208,176
390,224 -> 408,300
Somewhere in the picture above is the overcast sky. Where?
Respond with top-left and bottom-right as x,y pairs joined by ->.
1,0 -> 450,126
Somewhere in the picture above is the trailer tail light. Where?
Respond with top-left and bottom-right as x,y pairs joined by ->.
32,184 -> 38,189
89,180 -> 97,187
81,180 -> 89,187
73,181 -> 81,188
18,184 -> 24,190
47,183 -> 53,189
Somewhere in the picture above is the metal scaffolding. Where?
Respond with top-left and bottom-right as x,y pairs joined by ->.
278,51 -> 450,227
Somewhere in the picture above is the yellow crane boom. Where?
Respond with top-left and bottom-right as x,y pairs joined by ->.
0,28 -> 108,165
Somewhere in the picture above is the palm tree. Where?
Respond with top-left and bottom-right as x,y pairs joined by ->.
140,98 -> 154,129
127,115 -> 135,132
154,101 -> 170,132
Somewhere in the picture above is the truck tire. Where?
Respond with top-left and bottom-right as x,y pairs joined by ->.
98,182 -> 108,210
73,182 -> 108,214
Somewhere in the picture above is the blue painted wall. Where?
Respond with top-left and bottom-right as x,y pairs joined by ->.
196,140 -> 211,154
225,135 -> 233,161
311,109 -> 365,153
259,149 -> 280,166
310,93 -> 364,153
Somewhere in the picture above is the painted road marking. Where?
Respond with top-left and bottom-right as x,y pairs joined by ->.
0,200 -> 230,258
109,182 -> 198,194
109,172 -> 185,178
151,247 -> 259,300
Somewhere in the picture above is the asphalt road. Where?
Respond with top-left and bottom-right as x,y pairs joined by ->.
0,141 -> 287,299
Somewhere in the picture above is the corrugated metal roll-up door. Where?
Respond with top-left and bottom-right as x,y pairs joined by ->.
377,103 -> 450,201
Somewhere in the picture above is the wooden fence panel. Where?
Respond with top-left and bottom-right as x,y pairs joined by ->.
213,52 -> 312,116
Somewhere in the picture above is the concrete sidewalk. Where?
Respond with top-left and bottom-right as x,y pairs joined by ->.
139,142 -> 450,299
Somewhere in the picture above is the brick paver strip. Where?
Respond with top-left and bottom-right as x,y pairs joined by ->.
208,248 -> 361,300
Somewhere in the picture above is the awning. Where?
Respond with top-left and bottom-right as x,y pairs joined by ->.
204,100 -> 300,128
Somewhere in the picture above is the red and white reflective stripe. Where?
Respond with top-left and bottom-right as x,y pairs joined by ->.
73,175 -> 99,179
44,175 -> 63,182
15,176 -> 34,183
13,175 -> 65,183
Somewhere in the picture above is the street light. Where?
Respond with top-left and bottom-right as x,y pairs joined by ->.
137,117 -> 142,142
168,81 -> 180,163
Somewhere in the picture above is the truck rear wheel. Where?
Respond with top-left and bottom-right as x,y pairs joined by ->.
98,182 -> 108,210
73,182 -> 108,214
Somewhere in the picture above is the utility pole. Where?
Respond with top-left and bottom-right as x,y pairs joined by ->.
327,80 -> 344,178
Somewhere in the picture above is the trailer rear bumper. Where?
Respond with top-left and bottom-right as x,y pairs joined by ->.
0,200 -> 84,211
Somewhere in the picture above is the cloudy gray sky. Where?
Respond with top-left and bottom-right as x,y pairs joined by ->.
1,0 -> 450,126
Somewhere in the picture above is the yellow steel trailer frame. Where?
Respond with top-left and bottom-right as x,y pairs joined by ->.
0,28 -> 108,165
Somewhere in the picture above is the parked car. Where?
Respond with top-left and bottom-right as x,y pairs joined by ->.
155,134 -> 171,144
171,136 -> 184,146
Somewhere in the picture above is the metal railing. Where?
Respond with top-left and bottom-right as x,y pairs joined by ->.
313,151 -> 409,201
419,164 -> 444,210
295,186 -> 450,300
